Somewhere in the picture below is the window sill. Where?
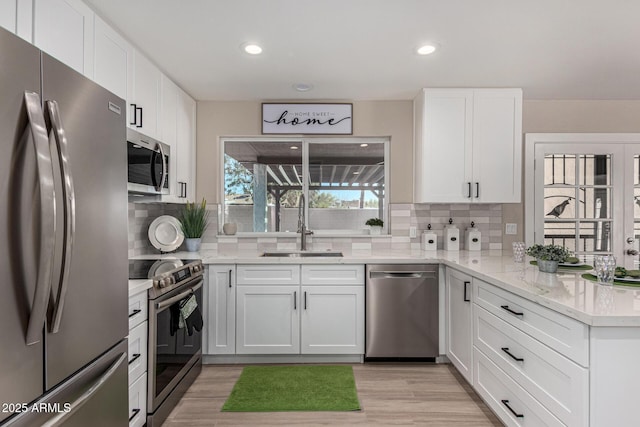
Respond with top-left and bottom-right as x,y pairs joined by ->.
217,231 -> 391,238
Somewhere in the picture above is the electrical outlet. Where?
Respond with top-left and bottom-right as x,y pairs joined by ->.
409,226 -> 417,238
505,223 -> 517,235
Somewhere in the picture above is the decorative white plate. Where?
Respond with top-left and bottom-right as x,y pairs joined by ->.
148,259 -> 184,278
148,215 -> 184,252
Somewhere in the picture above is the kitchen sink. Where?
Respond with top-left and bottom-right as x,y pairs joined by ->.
260,251 -> 344,258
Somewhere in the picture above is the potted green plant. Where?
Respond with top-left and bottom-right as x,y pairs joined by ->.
525,243 -> 572,273
179,198 -> 210,252
365,218 -> 384,235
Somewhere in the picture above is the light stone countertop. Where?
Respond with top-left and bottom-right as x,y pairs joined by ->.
130,249 -> 640,327
129,279 -> 153,297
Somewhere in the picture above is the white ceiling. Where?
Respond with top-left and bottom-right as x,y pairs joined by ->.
85,0 -> 640,101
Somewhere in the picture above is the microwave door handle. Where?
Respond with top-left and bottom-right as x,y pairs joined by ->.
156,143 -> 167,192
23,91 -> 56,345
45,100 -> 76,334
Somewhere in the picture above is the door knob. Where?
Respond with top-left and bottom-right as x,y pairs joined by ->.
627,249 -> 639,256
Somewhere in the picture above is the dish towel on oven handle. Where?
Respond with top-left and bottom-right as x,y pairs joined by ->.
178,294 -> 203,336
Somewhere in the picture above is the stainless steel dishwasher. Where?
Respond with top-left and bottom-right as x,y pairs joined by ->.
365,264 -> 439,359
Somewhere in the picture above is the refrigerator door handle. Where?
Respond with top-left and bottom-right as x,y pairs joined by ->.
156,142 -> 167,192
45,100 -> 76,334
23,91 -> 56,346
41,352 -> 127,427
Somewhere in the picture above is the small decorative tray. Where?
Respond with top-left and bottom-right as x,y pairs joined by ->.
582,273 -> 640,287
530,261 -> 593,270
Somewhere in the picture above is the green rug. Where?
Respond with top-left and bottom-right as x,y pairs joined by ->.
221,365 -> 361,412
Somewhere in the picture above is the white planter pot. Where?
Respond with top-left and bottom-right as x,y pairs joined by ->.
369,226 -> 382,235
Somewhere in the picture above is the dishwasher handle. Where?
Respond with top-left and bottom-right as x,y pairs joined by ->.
369,271 -> 437,279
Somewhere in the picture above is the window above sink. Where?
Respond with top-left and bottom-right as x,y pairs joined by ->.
221,137 -> 389,235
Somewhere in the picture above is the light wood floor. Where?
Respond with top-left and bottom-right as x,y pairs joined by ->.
163,363 -> 504,426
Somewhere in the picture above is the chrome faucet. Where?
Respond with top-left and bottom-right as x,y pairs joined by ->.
297,194 -> 313,251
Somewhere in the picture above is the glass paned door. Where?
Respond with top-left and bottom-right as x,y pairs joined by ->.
534,143 -> 625,264
624,147 -> 640,268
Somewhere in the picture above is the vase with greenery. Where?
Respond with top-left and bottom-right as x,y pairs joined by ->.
365,218 -> 384,235
179,198 -> 210,252
525,244 -> 572,273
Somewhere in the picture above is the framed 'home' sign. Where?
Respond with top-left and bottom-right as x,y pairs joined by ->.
262,103 -> 353,135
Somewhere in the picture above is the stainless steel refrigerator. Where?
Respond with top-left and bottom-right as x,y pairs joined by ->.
0,27 -> 129,426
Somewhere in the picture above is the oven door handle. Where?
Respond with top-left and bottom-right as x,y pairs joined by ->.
155,280 -> 203,310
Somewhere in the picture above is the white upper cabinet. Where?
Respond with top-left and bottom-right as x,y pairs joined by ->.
93,16 -> 132,101
176,88 -> 196,201
414,88 -> 522,203
33,0 -> 94,77
0,0 -> 17,34
129,49 -> 161,139
160,74 -> 178,194
160,77 -> 197,201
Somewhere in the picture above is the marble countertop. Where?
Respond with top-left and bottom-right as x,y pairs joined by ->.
129,279 -> 153,297
130,249 -> 640,327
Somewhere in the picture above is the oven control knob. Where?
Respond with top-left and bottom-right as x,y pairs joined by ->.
153,279 -> 160,287
193,265 -> 200,272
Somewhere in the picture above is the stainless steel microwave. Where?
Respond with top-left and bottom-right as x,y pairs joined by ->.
126,128 -> 170,195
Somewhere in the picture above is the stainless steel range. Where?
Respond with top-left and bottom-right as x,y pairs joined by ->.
129,259 -> 204,427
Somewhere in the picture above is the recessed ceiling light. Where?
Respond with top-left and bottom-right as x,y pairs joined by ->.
353,171 -> 360,175
243,43 -> 263,55
416,44 -> 437,55
290,146 -> 299,150
360,143 -> 369,147
293,83 -> 313,92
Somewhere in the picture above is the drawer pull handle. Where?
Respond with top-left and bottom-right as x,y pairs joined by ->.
128,353 -> 141,365
501,347 -> 524,362
463,281 -> 470,302
129,408 -> 141,422
128,309 -> 141,318
501,399 -> 524,418
500,305 -> 523,317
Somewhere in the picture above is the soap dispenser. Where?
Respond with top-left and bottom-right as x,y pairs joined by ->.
421,224 -> 438,251
465,221 -> 482,251
444,218 -> 460,251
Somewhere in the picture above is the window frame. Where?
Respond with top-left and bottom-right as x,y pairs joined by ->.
219,136 -> 390,236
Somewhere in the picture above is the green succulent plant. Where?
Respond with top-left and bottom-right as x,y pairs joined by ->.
525,244 -> 572,262
365,218 -> 384,227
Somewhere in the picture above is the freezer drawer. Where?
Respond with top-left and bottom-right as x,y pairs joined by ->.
4,340 -> 128,427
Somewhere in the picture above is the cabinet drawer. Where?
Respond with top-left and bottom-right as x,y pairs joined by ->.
128,321 -> 147,385
236,265 -> 300,285
473,348 -> 565,427
474,279 -> 588,366
474,306 -> 587,426
128,290 -> 148,330
128,372 -> 147,427
301,264 -> 364,285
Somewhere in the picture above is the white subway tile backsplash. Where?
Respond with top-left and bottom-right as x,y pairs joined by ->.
127,202 -> 504,257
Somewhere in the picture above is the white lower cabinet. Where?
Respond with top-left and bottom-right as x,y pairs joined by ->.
222,264 -> 364,356
445,268 -> 473,383
206,266 -> 236,354
474,349 -> 564,427
236,285 -> 300,354
301,285 -> 364,354
128,372 -> 147,427
127,288 -> 148,427
474,305 -> 588,426
446,267 -> 591,427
